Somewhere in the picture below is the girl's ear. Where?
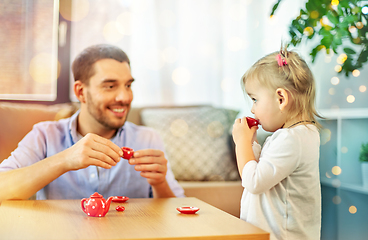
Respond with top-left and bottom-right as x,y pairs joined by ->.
74,80 -> 86,103
276,88 -> 289,111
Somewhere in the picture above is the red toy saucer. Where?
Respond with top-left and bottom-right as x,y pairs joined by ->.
176,206 -> 200,214
112,196 -> 129,203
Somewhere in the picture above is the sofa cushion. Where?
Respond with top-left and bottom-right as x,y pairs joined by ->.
141,106 -> 240,181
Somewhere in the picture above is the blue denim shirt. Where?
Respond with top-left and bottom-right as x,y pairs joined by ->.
0,110 -> 185,199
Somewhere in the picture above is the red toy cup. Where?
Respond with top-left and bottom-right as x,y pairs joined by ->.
246,117 -> 259,128
121,147 -> 134,160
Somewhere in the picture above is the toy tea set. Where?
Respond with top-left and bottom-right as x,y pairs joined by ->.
81,117 -> 258,218
81,147 -> 133,217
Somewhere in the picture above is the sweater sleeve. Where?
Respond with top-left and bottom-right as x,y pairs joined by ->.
242,129 -> 301,194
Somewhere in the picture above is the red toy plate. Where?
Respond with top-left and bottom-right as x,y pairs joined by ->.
116,206 -> 125,212
112,196 -> 129,203
176,207 -> 200,214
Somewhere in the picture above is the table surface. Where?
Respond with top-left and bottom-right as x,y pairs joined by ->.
0,197 -> 269,240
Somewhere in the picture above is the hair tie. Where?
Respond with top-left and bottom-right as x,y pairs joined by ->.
276,54 -> 287,66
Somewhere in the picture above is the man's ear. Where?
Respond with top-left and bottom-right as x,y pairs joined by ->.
276,88 -> 289,111
74,80 -> 86,103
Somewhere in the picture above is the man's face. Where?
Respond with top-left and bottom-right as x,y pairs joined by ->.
84,59 -> 134,131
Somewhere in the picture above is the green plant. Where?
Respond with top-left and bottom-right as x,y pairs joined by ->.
271,0 -> 368,77
359,142 -> 368,162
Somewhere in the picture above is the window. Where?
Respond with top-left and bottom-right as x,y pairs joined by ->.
0,0 -> 59,101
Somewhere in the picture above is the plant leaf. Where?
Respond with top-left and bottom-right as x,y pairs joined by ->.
344,48 -> 356,54
270,0 -> 282,16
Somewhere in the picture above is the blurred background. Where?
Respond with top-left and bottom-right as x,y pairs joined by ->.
1,0 -> 368,239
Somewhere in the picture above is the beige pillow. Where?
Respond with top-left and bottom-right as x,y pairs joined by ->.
141,106 -> 240,181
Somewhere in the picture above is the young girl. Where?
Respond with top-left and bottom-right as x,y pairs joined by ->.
232,46 -> 321,240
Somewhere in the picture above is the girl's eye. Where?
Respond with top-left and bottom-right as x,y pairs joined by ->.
252,98 -> 257,103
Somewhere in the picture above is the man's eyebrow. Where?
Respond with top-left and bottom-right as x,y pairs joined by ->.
100,78 -> 135,83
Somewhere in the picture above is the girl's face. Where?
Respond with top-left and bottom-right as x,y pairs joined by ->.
244,79 -> 287,132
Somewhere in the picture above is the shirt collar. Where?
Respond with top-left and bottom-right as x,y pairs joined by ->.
68,109 -> 125,144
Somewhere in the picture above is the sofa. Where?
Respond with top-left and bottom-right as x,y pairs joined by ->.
0,102 -> 243,217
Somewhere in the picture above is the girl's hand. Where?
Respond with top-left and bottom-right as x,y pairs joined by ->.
232,117 -> 258,146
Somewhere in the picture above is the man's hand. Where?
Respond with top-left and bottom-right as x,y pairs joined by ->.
128,149 -> 175,198
59,133 -> 123,171
128,149 -> 167,186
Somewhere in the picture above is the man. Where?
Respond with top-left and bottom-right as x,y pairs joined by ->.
0,44 -> 184,202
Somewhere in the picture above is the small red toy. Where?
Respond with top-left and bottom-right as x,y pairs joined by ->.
176,207 -> 200,214
111,196 -> 129,203
246,117 -> 259,128
116,206 -> 125,212
121,147 -> 134,160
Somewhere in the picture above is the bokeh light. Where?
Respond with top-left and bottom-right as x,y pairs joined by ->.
356,21 -> 364,29
326,172 -> 331,178
320,128 -> 331,145
334,65 -> 342,72
170,119 -> 188,137
332,166 -> 342,175
329,88 -> 336,95
359,85 -> 367,92
331,77 -> 340,85
116,12 -> 132,36
310,11 -> 319,19
349,206 -> 357,214
352,69 -> 360,77
207,121 -> 225,138
341,146 -> 348,153
331,0 -> 339,6
337,54 -> 347,64
347,95 -> 355,103
332,195 -> 341,204
59,0 -> 89,22
29,53 -> 59,84
353,37 -> 361,44
303,27 -> 314,36
172,67 -> 191,85
103,21 -> 123,43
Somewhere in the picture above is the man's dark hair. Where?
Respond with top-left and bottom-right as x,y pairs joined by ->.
72,44 -> 130,84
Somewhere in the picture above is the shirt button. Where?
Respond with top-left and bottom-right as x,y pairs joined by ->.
91,173 -> 96,178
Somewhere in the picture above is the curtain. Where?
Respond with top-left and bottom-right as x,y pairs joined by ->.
69,0 -> 307,116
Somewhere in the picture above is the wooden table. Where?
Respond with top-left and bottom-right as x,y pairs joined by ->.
0,197 -> 269,240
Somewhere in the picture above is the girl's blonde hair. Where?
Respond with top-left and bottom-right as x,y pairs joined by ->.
242,45 -> 322,129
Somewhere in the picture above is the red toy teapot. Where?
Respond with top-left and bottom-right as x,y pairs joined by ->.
81,192 -> 113,217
